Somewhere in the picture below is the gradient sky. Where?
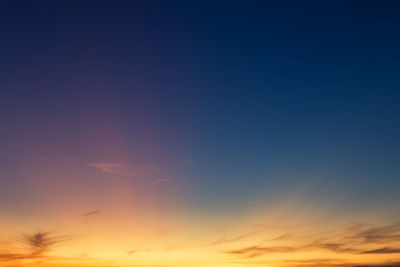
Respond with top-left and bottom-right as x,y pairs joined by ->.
1,1 -> 400,267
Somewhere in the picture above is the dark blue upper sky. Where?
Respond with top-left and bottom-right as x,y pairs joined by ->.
1,1 -> 400,213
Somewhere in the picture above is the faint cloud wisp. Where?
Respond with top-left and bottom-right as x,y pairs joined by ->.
87,163 -> 133,176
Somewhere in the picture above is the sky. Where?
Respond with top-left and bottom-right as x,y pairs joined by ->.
1,1 -> 400,267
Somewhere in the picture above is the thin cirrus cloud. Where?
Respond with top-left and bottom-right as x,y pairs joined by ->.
88,163 -> 176,184
353,221 -> 400,243
87,163 -> 133,176
81,210 -> 101,217
0,231 -> 70,262
227,245 -> 295,258
282,259 -> 400,267
223,220 -> 400,261
88,163 -> 175,183
352,263 -> 400,267
209,226 -> 269,247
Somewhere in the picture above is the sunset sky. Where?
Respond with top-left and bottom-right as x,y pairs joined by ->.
1,1 -> 400,267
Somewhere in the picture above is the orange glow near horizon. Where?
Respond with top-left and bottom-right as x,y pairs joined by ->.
2,192 -> 400,267
2,98 -> 399,267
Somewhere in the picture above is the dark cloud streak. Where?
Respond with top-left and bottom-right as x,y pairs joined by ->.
224,221 -> 400,260
0,231 -> 70,263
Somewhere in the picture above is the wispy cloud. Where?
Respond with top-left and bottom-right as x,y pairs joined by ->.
352,262 -> 400,267
87,163 -> 133,176
223,220 -> 400,261
361,247 -> 400,254
209,226 -> 267,246
282,258 -> 350,267
352,221 -> 400,244
81,210 -> 101,217
226,245 -> 296,258
0,231 -> 70,262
